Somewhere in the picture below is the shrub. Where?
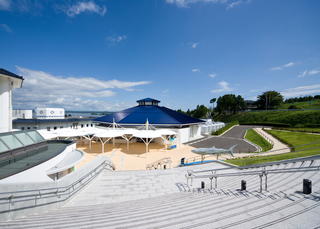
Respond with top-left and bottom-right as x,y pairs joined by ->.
288,105 -> 301,110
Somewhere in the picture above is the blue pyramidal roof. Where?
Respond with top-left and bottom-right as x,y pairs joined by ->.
94,99 -> 204,126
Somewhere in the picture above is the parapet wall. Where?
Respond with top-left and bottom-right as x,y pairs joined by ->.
0,155 -> 113,221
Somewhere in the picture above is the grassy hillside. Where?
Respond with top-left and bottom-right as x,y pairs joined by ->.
215,110 -> 320,127
279,99 -> 320,109
226,130 -> 320,166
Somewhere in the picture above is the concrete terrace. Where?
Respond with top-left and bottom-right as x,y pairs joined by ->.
1,157 -> 320,228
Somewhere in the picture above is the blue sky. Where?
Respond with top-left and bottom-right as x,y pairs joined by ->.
1,0 -> 320,111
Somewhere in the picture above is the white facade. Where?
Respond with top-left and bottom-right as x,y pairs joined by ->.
0,72 -> 23,133
200,119 -> 225,135
34,107 -> 65,119
174,125 -> 202,145
12,109 -> 33,119
13,119 -> 95,131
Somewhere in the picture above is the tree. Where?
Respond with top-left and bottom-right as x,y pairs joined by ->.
210,98 -> 217,105
216,94 -> 246,114
191,105 -> 209,118
256,91 -> 283,110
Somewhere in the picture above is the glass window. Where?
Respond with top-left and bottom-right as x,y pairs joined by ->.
27,131 -> 44,143
14,132 -> 35,145
0,140 -> 9,153
0,135 -> 23,149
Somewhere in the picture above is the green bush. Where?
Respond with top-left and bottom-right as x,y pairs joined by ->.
288,105 -> 301,110
212,121 -> 239,135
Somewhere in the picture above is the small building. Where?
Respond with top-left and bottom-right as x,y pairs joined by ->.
94,98 -> 206,144
13,118 -> 95,131
34,107 -> 65,119
245,100 -> 258,110
12,109 -> 33,119
0,68 -> 24,133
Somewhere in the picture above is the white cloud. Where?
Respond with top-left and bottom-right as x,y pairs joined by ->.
192,68 -> 200,72
0,0 -> 10,10
226,0 -> 251,10
13,66 -> 151,111
0,24 -> 12,33
65,1 -> 106,17
281,84 -> 320,97
298,69 -> 320,78
208,73 -> 217,78
211,81 -> 233,93
191,42 -> 199,48
226,0 -> 242,9
106,35 -> 127,44
270,62 -> 296,71
165,0 -> 228,8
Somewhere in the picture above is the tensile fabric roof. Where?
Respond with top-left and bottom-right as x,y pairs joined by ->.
94,98 -> 204,126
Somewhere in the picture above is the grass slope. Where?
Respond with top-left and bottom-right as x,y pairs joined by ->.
215,110 -> 320,127
245,129 -> 272,152
212,121 -> 238,135
279,99 -> 320,109
226,130 -> 320,166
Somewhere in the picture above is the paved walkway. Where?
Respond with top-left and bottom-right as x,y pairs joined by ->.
254,128 -> 291,155
190,125 -> 260,153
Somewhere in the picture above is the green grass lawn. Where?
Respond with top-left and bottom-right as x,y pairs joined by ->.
279,99 -> 320,109
272,127 -> 320,134
226,130 -> 320,166
245,129 -> 273,152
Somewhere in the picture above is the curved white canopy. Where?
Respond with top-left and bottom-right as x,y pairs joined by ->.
94,129 -> 126,138
157,129 -> 176,136
133,130 -> 163,139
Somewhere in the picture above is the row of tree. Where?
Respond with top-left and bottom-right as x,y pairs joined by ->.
178,91 -> 318,119
285,95 -> 320,103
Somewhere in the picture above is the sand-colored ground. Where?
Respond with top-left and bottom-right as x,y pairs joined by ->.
74,127 -> 292,171
75,140 -> 217,171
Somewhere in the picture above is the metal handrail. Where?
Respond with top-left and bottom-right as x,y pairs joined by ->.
186,161 -> 320,192
0,159 -> 112,200
146,157 -> 172,169
190,166 -> 320,179
188,144 -> 320,175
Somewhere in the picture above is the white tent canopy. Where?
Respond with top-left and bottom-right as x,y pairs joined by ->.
39,125 -> 177,153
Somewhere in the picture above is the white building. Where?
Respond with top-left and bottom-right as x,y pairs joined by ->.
94,98 -> 221,144
0,69 -> 24,133
34,107 -> 65,119
13,118 -> 95,131
12,109 -> 33,119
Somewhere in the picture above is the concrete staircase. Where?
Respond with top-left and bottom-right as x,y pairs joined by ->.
1,159 -> 320,228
